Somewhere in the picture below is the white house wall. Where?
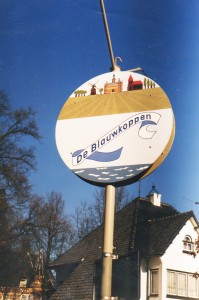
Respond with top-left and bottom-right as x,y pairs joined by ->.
163,219 -> 199,272
162,219 -> 199,299
139,258 -> 148,300
147,219 -> 199,300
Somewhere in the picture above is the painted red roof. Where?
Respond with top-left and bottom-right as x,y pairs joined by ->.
133,80 -> 142,86
128,75 -> 133,81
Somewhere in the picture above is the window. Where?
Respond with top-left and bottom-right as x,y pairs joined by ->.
21,294 -> 30,300
167,270 -> 176,295
178,272 -> 187,296
21,295 -> 30,300
167,270 -> 199,298
19,279 -> 27,288
183,235 -> 194,252
188,274 -> 199,298
150,269 -> 159,295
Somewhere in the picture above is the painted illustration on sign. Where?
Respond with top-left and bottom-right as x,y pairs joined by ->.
56,71 -> 175,187
72,73 -> 156,97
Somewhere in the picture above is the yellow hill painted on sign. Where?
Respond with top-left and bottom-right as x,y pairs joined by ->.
58,87 -> 171,120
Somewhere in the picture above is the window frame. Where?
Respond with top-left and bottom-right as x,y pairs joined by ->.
167,270 -> 177,295
150,269 -> 159,296
188,273 -> 199,298
183,235 -> 194,253
177,272 -> 187,297
167,269 -> 199,299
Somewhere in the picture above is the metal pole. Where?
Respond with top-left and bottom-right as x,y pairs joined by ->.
101,185 -> 116,300
99,0 -> 121,71
99,0 -> 115,70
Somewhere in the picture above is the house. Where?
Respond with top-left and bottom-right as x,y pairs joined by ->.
104,74 -> 123,94
49,191 -> 199,300
127,75 -> 143,91
0,276 -> 42,300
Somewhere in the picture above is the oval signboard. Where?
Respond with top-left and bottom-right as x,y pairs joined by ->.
55,71 -> 175,187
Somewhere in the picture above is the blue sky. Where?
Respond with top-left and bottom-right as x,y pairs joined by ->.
1,0 -> 199,216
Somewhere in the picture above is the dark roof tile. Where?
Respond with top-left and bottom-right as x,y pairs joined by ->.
50,197 -> 196,300
148,211 -> 194,256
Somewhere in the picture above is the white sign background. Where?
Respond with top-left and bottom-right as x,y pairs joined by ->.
56,71 -> 175,186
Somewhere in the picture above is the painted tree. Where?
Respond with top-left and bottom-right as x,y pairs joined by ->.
74,90 -> 87,97
99,88 -> 104,94
143,78 -> 147,89
147,78 -> 150,89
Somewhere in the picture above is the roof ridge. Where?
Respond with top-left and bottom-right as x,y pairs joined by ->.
148,210 -> 193,223
133,197 -> 179,212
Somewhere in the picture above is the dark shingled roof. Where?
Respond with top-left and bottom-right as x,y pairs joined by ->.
148,211 -> 194,256
50,197 -> 196,300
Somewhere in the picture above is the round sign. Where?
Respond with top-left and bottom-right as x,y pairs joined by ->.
55,71 -> 175,187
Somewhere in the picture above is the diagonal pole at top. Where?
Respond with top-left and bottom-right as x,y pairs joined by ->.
99,0 -> 122,71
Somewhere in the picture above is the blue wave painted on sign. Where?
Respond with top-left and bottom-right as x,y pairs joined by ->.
140,120 -> 156,128
88,147 -> 123,162
72,147 -> 123,162
72,149 -> 84,157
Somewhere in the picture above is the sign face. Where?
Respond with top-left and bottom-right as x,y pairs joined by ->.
56,71 -> 175,187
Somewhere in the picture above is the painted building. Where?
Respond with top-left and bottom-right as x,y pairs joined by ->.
104,74 -> 123,94
49,192 -> 199,300
127,75 -> 143,91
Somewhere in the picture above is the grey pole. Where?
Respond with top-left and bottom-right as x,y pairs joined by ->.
99,2 -> 120,298
101,185 -> 116,300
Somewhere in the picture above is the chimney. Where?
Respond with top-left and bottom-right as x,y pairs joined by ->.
147,185 -> 161,207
